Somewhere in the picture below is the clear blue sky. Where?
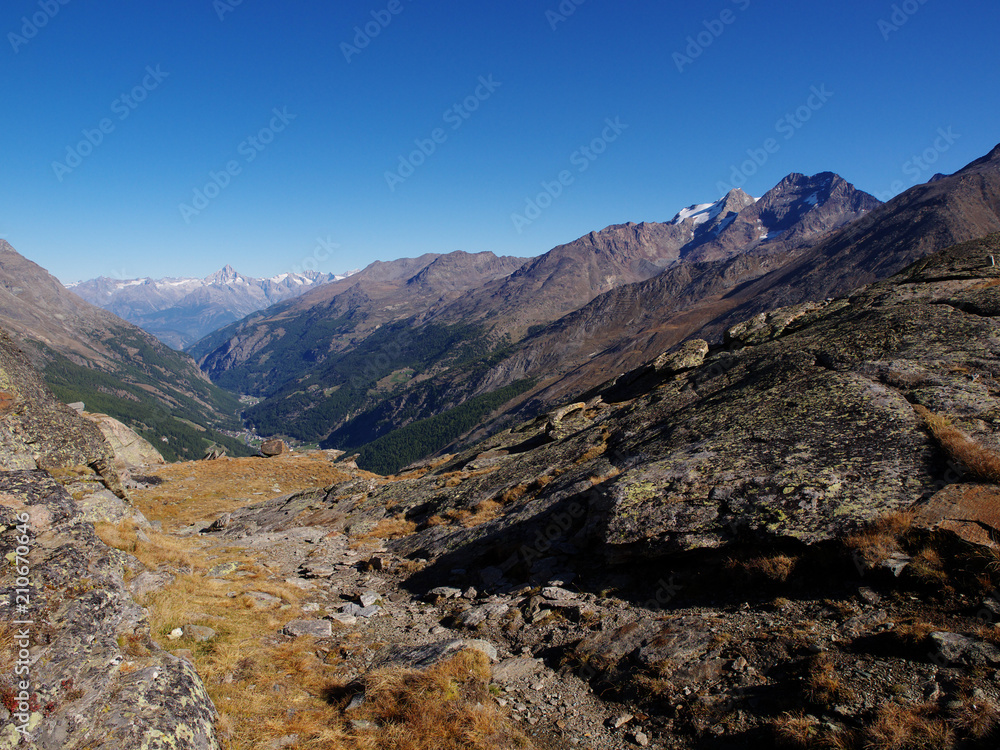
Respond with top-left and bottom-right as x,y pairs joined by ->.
2,0 -> 998,283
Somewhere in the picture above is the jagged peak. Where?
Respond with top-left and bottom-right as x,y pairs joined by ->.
204,264 -> 243,284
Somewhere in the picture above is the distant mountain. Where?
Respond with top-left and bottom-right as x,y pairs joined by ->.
192,170 -> 879,467
69,265 -> 352,349
0,241 -> 252,461
463,143 -> 1000,431
190,250 -> 531,395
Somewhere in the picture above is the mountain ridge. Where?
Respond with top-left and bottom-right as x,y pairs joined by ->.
193,169 -> 881,466
70,264 -> 355,350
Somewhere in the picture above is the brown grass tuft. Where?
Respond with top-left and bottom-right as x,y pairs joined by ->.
342,650 -> 533,750
805,654 -> 855,707
771,711 -> 820,748
366,516 -> 418,540
860,702 -> 955,750
915,405 -> 1000,483
842,511 -> 914,571
726,553 -> 798,583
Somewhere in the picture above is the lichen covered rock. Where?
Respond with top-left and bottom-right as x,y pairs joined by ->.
0,327 -> 124,497
0,471 -> 219,749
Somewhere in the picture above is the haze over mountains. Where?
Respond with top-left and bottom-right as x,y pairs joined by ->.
70,265 -> 353,350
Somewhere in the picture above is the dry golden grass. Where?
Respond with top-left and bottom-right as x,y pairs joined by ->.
499,484 -> 528,504
460,500 -> 504,528
771,711 -> 820,747
588,468 -> 622,485
860,703 -> 955,750
805,654 -> 855,707
94,520 -> 208,572
93,456 -> 531,750
338,650 -> 532,750
0,623 -> 16,675
130,452 -> 368,531
726,553 -> 798,583
843,511 -> 914,571
952,699 -> 1000,739
365,516 -> 418,540
887,619 -> 939,649
574,442 -> 608,465
909,546 -> 948,585
915,405 -> 1000,483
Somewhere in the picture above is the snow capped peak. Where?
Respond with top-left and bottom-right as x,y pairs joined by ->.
671,198 -> 726,227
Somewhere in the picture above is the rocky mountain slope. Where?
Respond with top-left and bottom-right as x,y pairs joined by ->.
349,143 -> 1000,470
0,241 -> 250,461
195,173 -> 878,469
70,265 -> 351,350
100,233 -> 1000,750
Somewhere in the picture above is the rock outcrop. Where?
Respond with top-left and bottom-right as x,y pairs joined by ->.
81,412 -> 165,472
0,328 -> 123,498
0,471 -> 218,749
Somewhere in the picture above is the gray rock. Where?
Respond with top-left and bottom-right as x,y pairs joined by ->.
128,571 -> 175,598
208,561 -> 240,577
929,631 -> 1000,667
183,625 -> 217,643
359,591 -> 379,607
265,735 -> 300,750
0,471 -> 218,749
260,439 -> 288,457
428,586 -> 462,600
358,605 -> 381,618
492,657 -> 543,685
457,603 -> 509,627
371,638 -> 499,671
283,620 -> 333,638
541,586 -> 575,600
247,591 -> 283,607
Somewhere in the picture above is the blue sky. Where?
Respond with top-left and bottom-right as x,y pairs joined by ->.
1,0 -> 998,283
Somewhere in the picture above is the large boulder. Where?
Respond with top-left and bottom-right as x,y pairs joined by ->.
260,439 -> 288,457
81,412 -> 165,471
0,471 -> 219,749
592,236 -> 1000,556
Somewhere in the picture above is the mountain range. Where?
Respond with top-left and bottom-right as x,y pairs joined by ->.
8,143 -> 1000,473
189,145 -> 1000,473
69,265 -> 352,349
190,170 -> 881,469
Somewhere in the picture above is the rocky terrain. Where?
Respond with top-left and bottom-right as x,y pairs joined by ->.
22,232 -> 993,749
1,324 -> 220,748
70,265 -> 352,351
